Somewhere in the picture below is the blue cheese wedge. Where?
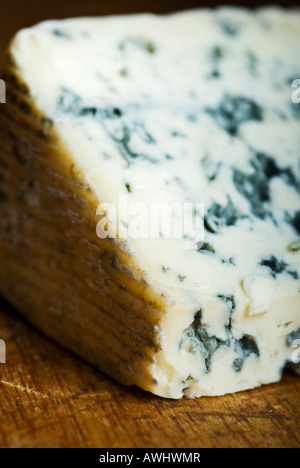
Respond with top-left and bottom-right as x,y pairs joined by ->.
0,8 -> 299,398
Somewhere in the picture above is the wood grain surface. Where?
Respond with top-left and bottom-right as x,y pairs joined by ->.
0,0 -> 299,449
0,300 -> 299,448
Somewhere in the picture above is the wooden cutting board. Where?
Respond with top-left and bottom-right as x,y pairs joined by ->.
0,299 -> 299,448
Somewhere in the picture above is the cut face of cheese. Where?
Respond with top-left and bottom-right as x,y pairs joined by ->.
0,8 -> 299,398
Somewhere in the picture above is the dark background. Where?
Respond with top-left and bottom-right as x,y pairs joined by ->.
0,0 -> 298,57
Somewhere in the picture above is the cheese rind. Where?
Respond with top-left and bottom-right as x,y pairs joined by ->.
0,8 -> 299,398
